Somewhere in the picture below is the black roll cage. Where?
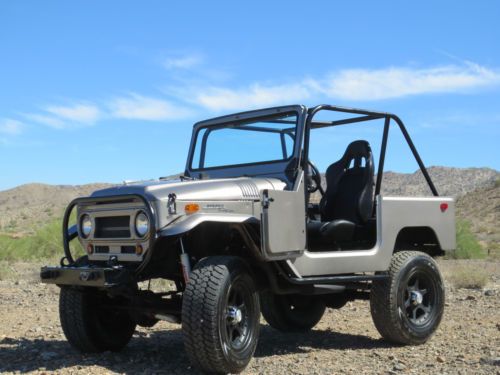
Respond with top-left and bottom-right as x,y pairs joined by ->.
184,104 -> 438,196
303,104 -> 438,197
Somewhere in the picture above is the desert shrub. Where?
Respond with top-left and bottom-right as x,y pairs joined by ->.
448,220 -> 486,259
0,216 -> 83,262
445,263 -> 489,289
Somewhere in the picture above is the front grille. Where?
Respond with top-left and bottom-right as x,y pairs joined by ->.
95,216 -> 131,238
94,245 -> 109,254
121,246 -> 136,254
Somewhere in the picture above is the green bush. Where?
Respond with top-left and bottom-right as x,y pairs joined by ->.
0,217 -> 83,262
449,220 -> 486,259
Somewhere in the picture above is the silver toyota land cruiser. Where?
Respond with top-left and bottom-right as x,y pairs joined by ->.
41,104 -> 455,374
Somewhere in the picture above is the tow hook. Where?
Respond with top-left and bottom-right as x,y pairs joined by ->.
79,271 -> 99,282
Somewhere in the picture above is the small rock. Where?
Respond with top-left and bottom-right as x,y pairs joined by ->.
394,363 -> 406,371
480,357 -> 500,366
436,355 -> 446,363
484,290 -> 495,296
466,295 -> 476,301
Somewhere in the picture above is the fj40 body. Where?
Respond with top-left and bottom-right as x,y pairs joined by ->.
41,104 -> 455,374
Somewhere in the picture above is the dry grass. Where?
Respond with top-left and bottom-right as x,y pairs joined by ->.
440,260 -> 494,289
0,261 -> 15,280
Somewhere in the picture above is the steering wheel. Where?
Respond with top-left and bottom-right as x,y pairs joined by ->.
306,160 -> 323,194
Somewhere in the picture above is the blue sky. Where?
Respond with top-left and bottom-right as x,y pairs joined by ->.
1,1 -> 499,190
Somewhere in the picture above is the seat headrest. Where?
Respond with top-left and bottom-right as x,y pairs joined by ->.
341,140 -> 372,166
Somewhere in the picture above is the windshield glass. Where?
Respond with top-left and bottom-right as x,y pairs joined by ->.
190,112 -> 297,170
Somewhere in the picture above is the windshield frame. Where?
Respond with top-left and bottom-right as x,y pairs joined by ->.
184,105 -> 306,183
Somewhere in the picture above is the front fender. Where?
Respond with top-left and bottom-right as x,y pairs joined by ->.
158,213 -> 258,237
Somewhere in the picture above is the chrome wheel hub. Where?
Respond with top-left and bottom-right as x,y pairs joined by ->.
410,290 -> 423,305
227,306 -> 243,324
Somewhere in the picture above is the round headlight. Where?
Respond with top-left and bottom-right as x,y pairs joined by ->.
80,214 -> 92,238
135,212 -> 149,237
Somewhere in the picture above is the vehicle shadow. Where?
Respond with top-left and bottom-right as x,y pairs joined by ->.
255,325 -> 394,357
0,326 -> 395,374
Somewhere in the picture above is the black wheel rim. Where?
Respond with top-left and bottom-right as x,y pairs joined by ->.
401,270 -> 438,327
222,278 -> 254,354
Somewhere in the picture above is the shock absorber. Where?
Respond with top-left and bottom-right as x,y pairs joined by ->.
179,237 -> 191,283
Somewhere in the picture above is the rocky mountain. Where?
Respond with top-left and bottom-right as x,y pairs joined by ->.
456,180 -> 499,256
380,166 -> 499,197
0,183 -> 113,235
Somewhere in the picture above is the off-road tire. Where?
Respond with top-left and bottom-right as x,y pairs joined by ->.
370,251 -> 445,345
260,292 -> 326,332
182,256 -> 260,374
59,287 -> 136,353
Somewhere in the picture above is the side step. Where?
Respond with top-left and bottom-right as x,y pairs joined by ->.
287,274 -> 389,285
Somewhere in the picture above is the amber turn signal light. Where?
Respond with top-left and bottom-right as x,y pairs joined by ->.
135,244 -> 143,255
184,203 -> 200,215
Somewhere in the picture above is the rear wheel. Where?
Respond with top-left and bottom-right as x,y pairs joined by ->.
59,287 -> 136,352
182,256 -> 260,374
370,251 -> 445,345
260,292 -> 326,332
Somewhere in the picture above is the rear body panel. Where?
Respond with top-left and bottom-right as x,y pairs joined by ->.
290,196 -> 455,277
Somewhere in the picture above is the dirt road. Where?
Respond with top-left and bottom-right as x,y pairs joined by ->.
0,262 -> 498,374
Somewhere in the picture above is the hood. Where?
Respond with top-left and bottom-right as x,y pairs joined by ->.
90,177 -> 287,202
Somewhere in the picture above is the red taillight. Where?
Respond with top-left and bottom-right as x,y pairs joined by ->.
86,244 -> 94,254
440,203 -> 448,212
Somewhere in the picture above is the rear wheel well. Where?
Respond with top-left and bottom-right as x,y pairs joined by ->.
394,226 -> 443,257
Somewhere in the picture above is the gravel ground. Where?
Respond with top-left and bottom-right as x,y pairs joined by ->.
0,261 -> 499,375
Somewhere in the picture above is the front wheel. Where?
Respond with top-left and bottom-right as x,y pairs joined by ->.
182,256 -> 260,374
370,251 -> 445,345
59,287 -> 136,352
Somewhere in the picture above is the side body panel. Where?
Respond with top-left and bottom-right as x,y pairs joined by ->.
291,196 -> 455,277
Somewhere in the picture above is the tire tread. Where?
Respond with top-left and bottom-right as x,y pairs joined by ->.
370,251 -> 444,345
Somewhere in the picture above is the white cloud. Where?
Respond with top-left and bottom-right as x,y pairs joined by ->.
0,119 -> 24,135
45,103 -> 101,124
163,54 -> 203,70
108,93 -> 194,121
321,62 -> 500,100
183,62 -> 500,111
23,113 -> 65,129
189,83 -> 312,111
24,102 -> 101,129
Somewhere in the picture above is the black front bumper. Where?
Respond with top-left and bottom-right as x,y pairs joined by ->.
40,265 -> 133,287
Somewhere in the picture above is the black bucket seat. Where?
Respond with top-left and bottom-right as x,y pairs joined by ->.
308,140 -> 374,245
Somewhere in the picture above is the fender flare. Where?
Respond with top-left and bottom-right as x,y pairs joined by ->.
158,213 -> 259,237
